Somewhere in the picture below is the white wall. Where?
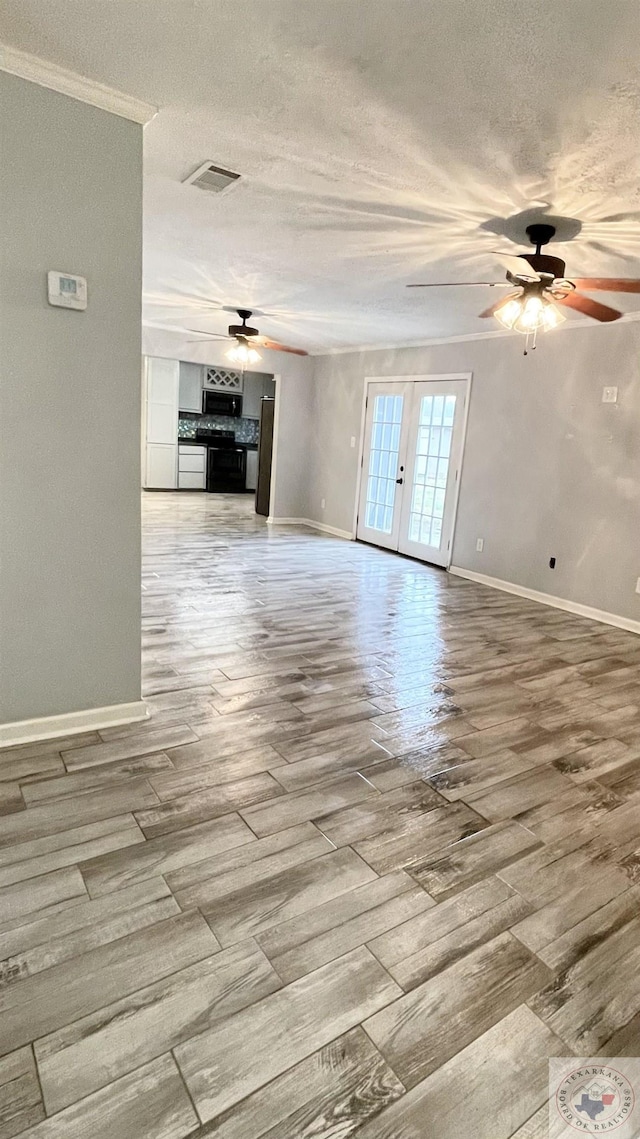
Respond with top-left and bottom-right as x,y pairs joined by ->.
142,326 -> 314,518
0,73 -> 143,729
306,320 -> 640,623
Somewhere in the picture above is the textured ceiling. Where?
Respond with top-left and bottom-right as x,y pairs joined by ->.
3,0 -> 640,350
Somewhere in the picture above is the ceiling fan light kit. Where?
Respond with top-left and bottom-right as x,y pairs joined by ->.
407,221 -> 640,355
493,290 -> 566,354
226,337 -> 262,366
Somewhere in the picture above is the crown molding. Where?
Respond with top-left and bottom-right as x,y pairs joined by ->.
144,307 -> 640,359
317,308 -> 640,356
142,321 -> 201,335
0,43 -> 157,124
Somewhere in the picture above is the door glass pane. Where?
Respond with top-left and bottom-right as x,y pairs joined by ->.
408,394 -> 456,547
364,394 -> 403,533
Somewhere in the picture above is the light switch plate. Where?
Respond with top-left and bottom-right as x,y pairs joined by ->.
47,270 -> 87,310
636,577 -> 640,595
602,386 -> 618,403
476,538 -> 484,552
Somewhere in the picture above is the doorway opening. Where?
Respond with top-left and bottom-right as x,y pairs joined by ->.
142,356 -> 277,515
355,374 -> 471,567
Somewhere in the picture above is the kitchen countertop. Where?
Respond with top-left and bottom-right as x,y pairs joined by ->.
178,439 -> 258,449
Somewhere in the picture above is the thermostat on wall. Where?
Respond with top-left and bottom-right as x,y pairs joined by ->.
47,271 -> 87,310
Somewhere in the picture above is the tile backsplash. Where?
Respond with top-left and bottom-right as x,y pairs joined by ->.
178,413 -> 259,443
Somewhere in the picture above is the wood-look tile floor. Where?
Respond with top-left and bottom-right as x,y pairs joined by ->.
2,491 -> 640,1137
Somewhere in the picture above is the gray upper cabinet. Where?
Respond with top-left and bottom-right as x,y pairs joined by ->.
241,373 -> 263,419
242,372 -> 275,419
179,362 -> 203,412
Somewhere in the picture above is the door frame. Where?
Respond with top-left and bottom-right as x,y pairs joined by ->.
353,372 -> 473,568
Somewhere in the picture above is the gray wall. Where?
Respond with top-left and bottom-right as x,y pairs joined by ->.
142,326 -> 314,519
0,73 -> 143,723
307,322 -> 640,621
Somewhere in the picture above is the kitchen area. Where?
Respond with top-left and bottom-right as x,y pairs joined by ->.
142,357 -> 276,513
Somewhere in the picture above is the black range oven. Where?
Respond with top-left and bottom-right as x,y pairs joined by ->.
195,430 -> 246,493
203,389 -> 242,417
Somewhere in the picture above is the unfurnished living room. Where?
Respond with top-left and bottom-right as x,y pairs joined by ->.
2,3 -> 640,1137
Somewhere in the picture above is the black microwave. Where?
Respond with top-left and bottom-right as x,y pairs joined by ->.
203,390 -> 242,417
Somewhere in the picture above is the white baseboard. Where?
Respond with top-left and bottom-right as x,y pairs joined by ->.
266,517 -> 354,540
448,566 -> 640,636
0,700 -> 149,749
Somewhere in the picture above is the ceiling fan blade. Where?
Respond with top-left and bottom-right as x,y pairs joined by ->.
572,278 -> 640,293
491,253 -> 541,283
555,292 -> 622,322
407,281 -> 512,289
253,337 -> 309,356
478,291 -> 521,319
184,328 -> 230,339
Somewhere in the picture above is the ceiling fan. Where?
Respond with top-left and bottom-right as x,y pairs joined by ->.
186,308 -> 308,364
407,224 -> 640,351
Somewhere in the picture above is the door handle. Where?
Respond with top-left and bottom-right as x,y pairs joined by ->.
396,477 -> 404,485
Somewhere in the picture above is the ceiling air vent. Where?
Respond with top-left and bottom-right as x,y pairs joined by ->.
183,161 -> 241,195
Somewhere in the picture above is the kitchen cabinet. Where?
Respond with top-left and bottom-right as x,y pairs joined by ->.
242,372 -> 275,419
204,367 -> 243,392
143,357 -> 178,488
147,402 -> 177,445
146,443 -> 177,489
178,444 -> 206,490
179,363 -> 203,413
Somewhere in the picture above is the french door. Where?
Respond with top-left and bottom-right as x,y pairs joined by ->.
356,378 -> 468,567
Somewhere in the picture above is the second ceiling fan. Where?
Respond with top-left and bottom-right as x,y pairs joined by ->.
187,308 -> 308,365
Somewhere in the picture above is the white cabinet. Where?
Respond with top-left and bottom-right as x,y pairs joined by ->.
147,401 -> 177,445
178,472 -> 205,489
143,357 -> 179,487
204,367 -> 243,392
179,363 -> 203,412
242,373 -> 275,419
145,358 -> 178,443
146,359 -> 178,422
178,444 -> 206,490
179,453 -> 205,472
146,444 -> 177,489
242,374 -> 263,419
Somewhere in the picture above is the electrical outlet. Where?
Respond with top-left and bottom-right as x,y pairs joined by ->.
636,577 -> 640,595
350,436 -> 356,448
321,498 -> 326,510
602,386 -> 618,404
476,538 -> 484,552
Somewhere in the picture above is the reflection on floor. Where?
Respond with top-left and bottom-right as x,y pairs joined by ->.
2,490 -> 640,1137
